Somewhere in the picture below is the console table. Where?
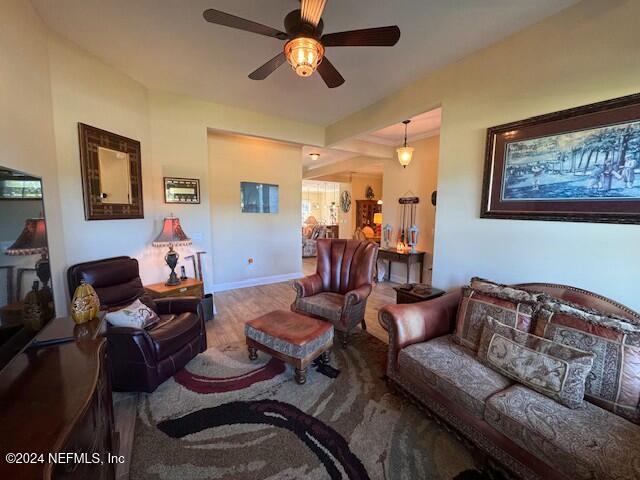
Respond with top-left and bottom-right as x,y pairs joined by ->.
0,316 -> 117,480
377,249 -> 426,283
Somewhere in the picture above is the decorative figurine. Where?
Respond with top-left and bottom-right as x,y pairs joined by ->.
71,280 -> 100,324
366,185 -> 375,200
383,224 -> 393,248
408,224 -> 419,253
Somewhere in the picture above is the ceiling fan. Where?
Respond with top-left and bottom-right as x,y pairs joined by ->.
203,0 -> 401,88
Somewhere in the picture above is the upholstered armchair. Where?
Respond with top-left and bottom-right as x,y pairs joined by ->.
67,256 -> 207,393
292,239 -> 379,346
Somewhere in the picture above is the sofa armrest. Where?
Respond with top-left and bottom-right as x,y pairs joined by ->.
154,296 -> 201,315
292,273 -> 323,298
379,289 -> 461,371
105,326 -> 157,364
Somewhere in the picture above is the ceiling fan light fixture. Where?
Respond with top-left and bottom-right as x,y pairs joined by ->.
396,119 -> 414,168
284,37 -> 324,77
309,153 -> 321,161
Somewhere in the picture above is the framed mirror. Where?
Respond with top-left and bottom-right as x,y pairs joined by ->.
0,166 -> 55,369
78,123 -> 144,220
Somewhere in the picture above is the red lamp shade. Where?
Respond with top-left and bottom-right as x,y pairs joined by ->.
5,218 -> 48,256
152,216 -> 192,247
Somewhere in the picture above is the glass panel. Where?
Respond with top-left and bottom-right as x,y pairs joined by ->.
240,182 -> 279,213
0,166 -> 54,370
98,146 -> 132,204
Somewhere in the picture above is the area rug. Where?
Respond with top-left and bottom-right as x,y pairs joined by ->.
130,331 -> 485,479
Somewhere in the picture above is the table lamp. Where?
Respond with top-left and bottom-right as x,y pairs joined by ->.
373,212 -> 383,237
152,215 -> 192,286
5,217 -> 50,290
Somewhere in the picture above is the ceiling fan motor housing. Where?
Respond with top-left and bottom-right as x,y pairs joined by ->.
284,9 -> 324,38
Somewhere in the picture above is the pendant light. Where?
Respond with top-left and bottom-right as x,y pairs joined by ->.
396,119 -> 414,168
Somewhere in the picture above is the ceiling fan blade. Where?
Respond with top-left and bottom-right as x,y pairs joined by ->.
317,57 -> 345,88
248,52 -> 288,80
322,26 -> 400,47
301,0 -> 327,28
203,9 -> 288,40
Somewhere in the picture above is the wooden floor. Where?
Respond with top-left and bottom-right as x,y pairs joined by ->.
114,256 -> 397,479
208,257 -> 394,348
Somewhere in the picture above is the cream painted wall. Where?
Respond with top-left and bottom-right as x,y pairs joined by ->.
208,133 -> 302,290
47,34 -> 162,298
148,91 -> 323,293
327,0 -> 640,309
382,136 -> 439,283
0,0 -> 67,313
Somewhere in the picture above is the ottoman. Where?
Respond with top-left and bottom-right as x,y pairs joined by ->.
245,310 -> 333,384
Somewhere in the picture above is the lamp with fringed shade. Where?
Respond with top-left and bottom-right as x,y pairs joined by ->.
5,218 -> 51,288
153,216 -> 192,286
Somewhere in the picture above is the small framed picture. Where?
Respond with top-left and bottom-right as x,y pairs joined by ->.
164,177 -> 200,204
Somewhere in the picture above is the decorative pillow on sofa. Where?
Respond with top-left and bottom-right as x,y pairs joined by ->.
470,277 -> 544,304
105,298 -> 160,329
534,296 -> 640,423
453,281 -> 541,351
478,317 -> 595,408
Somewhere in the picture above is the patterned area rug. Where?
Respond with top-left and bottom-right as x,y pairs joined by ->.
130,331 -> 485,479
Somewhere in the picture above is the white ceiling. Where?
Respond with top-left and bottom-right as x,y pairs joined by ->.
350,163 -> 384,176
358,108 -> 442,146
32,0 -> 579,125
301,145 -> 358,169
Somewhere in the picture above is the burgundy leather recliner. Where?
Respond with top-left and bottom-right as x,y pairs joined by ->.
67,256 -> 207,393
292,239 -> 379,346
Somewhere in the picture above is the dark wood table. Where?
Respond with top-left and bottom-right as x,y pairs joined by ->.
377,248 -> 426,283
0,316 -> 117,479
394,285 -> 446,304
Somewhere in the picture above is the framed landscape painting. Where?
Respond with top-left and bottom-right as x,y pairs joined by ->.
481,93 -> 640,224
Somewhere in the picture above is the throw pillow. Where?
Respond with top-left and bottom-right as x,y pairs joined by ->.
453,286 -> 538,351
478,317 -> 595,408
534,296 -> 640,423
470,277 -> 544,304
105,298 -> 160,329
139,293 -> 158,313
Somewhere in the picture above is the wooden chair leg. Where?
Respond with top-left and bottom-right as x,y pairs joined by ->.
248,346 -> 257,361
295,367 -> 307,384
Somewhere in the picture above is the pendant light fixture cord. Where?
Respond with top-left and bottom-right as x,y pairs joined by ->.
403,119 -> 410,147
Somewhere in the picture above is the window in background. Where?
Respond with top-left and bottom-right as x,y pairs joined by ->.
240,182 -> 279,213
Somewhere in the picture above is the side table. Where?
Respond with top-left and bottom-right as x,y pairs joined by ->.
394,284 -> 445,304
144,278 -> 204,299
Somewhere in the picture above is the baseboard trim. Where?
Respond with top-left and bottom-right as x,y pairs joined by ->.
212,272 -> 303,292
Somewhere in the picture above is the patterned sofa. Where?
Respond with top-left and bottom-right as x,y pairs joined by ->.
379,281 -> 640,480
302,225 -> 327,258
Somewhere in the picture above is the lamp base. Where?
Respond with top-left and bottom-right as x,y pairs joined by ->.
165,273 -> 181,287
164,246 -> 181,286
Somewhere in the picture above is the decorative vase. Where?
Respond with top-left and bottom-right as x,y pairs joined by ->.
366,185 -> 374,200
71,280 -> 100,324
23,281 -> 44,331
164,245 -> 181,286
